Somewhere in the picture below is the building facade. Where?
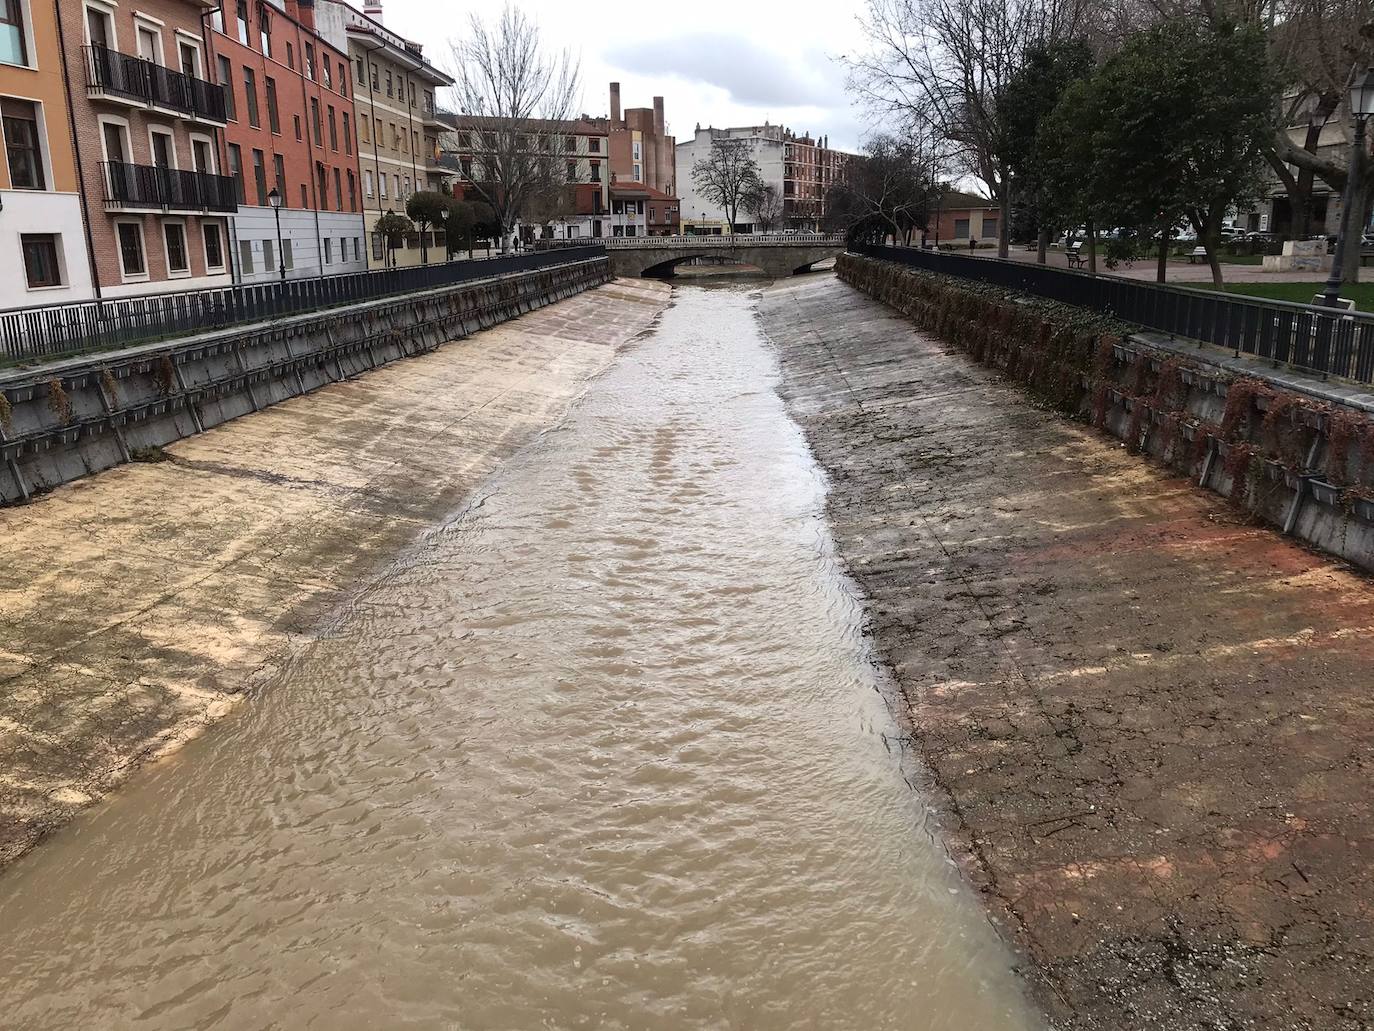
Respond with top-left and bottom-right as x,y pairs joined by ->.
314,0 -> 450,269
676,123 -> 854,233
933,190 -> 1000,246
207,0 -> 365,282
61,0 -> 236,297
2,0 -> 95,307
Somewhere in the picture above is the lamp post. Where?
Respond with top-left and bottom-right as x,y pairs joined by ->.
385,207 -> 395,269
1321,67 -> 1374,308
267,187 -> 285,281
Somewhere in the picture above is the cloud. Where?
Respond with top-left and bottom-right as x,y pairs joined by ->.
605,34 -> 838,110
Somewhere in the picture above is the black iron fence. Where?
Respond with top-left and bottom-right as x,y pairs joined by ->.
854,244 -> 1374,387
0,246 -> 608,365
84,45 -> 227,123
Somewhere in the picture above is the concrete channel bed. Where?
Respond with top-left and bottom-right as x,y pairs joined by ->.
0,256 -> 611,504
0,275 -> 672,870
762,271 -> 1374,1031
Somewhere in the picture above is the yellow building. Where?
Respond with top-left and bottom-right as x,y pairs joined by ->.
1,0 -> 95,305
315,0 -> 452,268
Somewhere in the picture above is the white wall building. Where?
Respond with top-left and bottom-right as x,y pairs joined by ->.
1,185 -> 94,309
675,124 -> 785,234
228,208 -> 367,283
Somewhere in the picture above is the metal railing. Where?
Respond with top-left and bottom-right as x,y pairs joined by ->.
854,243 -> 1374,386
0,246 -> 608,365
103,161 -> 239,213
85,45 -> 227,123
604,233 -> 845,249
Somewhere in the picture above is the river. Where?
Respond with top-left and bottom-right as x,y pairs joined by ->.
0,282 -> 1041,1029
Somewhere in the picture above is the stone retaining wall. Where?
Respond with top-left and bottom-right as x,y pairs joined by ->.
838,252 -> 1374,572
0,257 -> 610,504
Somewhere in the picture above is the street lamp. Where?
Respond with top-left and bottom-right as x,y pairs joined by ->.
267,187 -> 285,281
1321,66 -> 1374,308
386,207 -> 395,268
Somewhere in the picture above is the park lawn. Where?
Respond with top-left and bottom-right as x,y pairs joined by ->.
1213,281 -> 1374,310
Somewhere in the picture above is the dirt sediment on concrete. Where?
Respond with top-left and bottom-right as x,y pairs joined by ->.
762,274 -> 1374,1030
0,279 -> 671,872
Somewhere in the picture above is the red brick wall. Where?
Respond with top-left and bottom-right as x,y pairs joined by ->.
207,5 -> 358,217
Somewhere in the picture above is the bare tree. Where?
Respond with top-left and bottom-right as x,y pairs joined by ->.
744,183 -> 785,232
447,4 -> 581,251
692,138 -> 764,235
848,0 -> 1094,258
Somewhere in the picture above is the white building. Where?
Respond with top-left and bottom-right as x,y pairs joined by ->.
676,124 -> 785,234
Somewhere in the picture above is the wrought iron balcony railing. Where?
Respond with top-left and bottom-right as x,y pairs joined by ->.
103,161 -> 239,214
85,45 -> 227,124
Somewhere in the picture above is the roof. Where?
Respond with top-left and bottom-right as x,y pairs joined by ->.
446,114 -> 610,136
941,189 -> 997,210
609,181 -> 678,202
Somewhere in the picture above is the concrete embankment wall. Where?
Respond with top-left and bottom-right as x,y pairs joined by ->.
838,252 -> 1374,572
0,257 -> 610,504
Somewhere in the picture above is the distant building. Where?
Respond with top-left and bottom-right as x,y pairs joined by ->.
932,190 -> 1000,246
1,0 -> 94,305
315,0 -> 452,268
444,82 -> 679,241
675,123 -> 854,233
209,0 -> 367,282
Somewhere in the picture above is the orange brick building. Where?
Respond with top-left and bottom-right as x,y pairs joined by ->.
206,0 -> 365,281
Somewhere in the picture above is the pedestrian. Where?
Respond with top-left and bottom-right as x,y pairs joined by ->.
969,236 -> 977,252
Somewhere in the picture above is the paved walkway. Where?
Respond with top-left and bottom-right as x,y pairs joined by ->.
1000,246 -> 1328,284
763,273 -> 1374,1031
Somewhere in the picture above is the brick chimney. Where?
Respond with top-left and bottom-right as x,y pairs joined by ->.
296,0 -> 315,30
363,0 -> 383,22
610,82 -> 621,125
653,96 -> 664,136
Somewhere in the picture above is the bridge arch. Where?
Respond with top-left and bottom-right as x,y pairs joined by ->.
603,234 -> 847,280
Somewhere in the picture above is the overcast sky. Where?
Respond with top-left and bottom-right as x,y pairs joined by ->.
366,0 -> 876,152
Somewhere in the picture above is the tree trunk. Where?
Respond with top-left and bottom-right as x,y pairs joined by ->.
997,176 -> 1011,259
1205,235 -> 1225,289
1341,160 -> 1373,286
1086,220 -> 1098,276
1157,223 -> 1170,284
1037,226 -> 1049,265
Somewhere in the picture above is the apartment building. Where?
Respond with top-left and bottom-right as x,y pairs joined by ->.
1,0 -> 95,307
676,122 -> 854,233
207,0 -> 365,282
314,0 -> 450,269
62,0 -> 236,297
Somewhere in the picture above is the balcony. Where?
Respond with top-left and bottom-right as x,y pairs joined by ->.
103,161 -> 238,214
85,45 -> 227,125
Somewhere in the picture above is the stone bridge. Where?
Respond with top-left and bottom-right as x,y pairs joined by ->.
602,234 -> 847,278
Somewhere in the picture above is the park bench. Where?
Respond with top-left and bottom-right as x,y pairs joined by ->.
1188,246 -> 1208,264
1066,243 -> 1087,269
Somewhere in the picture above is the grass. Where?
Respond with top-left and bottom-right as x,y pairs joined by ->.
1212,281 -> 1374,311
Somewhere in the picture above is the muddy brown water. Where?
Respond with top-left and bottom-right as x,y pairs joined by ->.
0,284 -> 1042,1029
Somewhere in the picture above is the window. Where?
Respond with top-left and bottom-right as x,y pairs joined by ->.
298,183 -> 306,207
347,169 -> 355,210
243,67 -> 259,128
285,41 -> 293,70
251,147 -> 266,205
338,62 -> 347,97
384,70 -> 391,97
293,114 -> 301,141
402,175 -> 409,197
363,168 -> 373,198
633,163 -> 641,181
191,136 -> 213,173
982,218 -> 999,240
316,161 -> 327,208
258,9 -> 270,58
117,221 -> 146,277
379,170 -> 386,199
355,57 -> 363,86
265,76 -> 279,134
304,42 -> 314,80
101,119 -> 127,164
410,129 -> 417,155
566,160 -> 576,182
203,221 -> 224,270
588,137 -> 600,153
234,0 -> 248,46
273,153 -> 285,198
262,237 -> 273,273
217,55 -> 235,120
632,141 -> 642,160
149,128 -> 173,168
226,143 -> 243,203
323,237 -> 332,264
359,114 -> 369,144
369,63 -> 378,91
85,6 -> 111,48
2,0 -> 28,65
408,81 -> 415,107
282,237 -> 293,269
310,98 -> 321,146
178,40 -> 199,78
135,24 -> 158,63
239,238 -> 253,274
342,112 -> 352,155
322,57 -> 330,89
21,234 -> 60,288
163,222 -> 189,274
371,232 -> 382,261
2,99 -> 44,189
953,217 -> 971,239
589,159 -> 600,184
333,166 -> 341,210
327,104 -> 337,150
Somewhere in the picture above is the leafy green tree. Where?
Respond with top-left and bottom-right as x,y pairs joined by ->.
373,211 -> 414,269
1067,18 -> 1277,286
406,191 -> 449,264
997,39 -> 1095,263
